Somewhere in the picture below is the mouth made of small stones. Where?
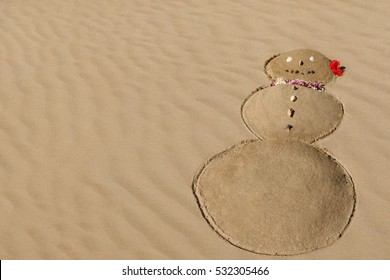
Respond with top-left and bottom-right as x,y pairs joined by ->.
285,69 -> 316,75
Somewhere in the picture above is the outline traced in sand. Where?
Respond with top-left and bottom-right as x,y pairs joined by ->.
193,49 -> 356,255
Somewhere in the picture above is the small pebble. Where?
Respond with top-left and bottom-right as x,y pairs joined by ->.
288,108 -> 295,117
293,85 -> 298,90
290,95 -> 297,102
285,124 -> 293,130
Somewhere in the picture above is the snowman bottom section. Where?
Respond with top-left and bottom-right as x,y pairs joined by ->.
193,139 -> 355,255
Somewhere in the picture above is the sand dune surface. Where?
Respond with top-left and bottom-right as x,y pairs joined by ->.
0,0 -> 389,259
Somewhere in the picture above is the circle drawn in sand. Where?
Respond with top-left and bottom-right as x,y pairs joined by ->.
242,84 -> 344,143
264,49 -> 336,84
193,140 -> 355,255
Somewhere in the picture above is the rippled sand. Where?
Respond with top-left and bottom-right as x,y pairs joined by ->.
0,0 -> 389,259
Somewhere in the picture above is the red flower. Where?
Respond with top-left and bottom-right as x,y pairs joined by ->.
330,60 -> 344,76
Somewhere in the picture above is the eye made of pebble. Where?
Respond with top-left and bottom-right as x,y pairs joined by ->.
309,56 -> 315,61
286,56 -> 293,62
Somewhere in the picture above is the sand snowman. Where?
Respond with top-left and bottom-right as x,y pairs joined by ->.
193,49 -> 356,255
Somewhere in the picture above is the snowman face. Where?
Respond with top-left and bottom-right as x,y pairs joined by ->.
264,49 -> 336,84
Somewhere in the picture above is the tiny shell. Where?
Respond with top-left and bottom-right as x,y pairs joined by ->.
288,108 -> 295,117
290,95 -> 297,102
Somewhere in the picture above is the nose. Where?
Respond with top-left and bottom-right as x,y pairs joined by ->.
299,60 -> 304,66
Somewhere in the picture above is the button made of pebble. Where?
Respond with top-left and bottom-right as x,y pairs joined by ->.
293,85 -> 298,90
288,108 -> 295,117
290,95 -> 297,102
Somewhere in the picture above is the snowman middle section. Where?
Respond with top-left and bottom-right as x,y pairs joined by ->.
242,84 -> 343,143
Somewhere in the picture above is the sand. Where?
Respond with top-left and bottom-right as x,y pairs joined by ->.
1,0 -> 390,259
264,49 -> 337,84
193,139 -> 355,255
194,49 -> 356,255
242,84 -> 344,143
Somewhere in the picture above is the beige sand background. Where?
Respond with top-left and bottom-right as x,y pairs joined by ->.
0,0 -> 389,259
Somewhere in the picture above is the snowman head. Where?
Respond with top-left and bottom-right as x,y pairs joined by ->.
264,49 -> 344,85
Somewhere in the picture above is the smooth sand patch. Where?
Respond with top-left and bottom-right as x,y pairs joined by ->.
242,85 -> 344,143
264,49 -> 337,84
193,139 -> 355,255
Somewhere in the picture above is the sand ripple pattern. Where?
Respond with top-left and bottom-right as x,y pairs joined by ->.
0,0 -> 389,259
